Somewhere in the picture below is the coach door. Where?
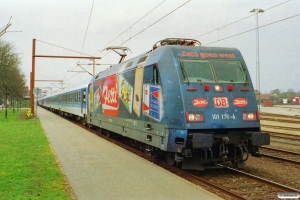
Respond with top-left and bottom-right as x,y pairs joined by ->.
82,88 -> 86,114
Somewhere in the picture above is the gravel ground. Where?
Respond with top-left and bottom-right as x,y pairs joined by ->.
241,141 -> 300,191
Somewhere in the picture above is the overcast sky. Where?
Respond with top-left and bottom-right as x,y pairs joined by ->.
1,0 -> 299,94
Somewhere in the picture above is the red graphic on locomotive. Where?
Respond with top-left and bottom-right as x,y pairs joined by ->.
233,98 -> 248,107
213,97 -> 229,108
192,98 -> 208,107
102,74 -> 119,116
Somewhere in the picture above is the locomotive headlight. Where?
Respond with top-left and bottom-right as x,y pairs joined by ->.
242,112 -> 257,121
186,112 -> 205,123
248,113 -> 254,119
188,114 -> 195,121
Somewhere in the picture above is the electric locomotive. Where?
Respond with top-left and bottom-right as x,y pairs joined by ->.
87,38 -> 270,170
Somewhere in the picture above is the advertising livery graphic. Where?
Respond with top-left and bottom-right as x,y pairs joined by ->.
143,84 -> 161,121
102,74 -> 119,116
93,80 -> 102,111
133,62 -> 144,117
89,84 -> 94,112
118,76 -> 133,113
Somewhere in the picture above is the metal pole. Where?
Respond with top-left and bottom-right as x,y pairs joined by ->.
93,59 -> 95,76
31,39 -> 36,116
256,10 -> 260,111
35,88 -> 38,117
250,8 -> 264,112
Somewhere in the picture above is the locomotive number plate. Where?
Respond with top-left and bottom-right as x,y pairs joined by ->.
213,97 -> 229,108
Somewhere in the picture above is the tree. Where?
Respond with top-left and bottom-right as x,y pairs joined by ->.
270,89 -> 281,98
0,39 -> 26,105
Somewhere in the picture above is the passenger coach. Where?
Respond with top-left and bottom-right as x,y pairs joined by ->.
38,80 -> 89,122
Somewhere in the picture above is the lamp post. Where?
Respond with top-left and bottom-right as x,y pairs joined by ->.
250,8 -> 264,112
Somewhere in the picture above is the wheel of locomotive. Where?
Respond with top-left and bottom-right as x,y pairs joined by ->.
130,139 -> 136,146
97,127 -> 102,135
165,152 -> 176,166
138,142 -> 144,150
106,131 -> 110,138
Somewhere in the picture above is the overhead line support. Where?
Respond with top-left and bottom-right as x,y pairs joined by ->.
30,38 -> 101,116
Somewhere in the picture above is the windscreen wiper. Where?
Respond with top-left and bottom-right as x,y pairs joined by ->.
180,64 -> 190,85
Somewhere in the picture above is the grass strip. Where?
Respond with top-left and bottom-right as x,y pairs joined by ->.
0,109 -> 73,199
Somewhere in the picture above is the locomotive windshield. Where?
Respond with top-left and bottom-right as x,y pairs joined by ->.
179,59 -> 246,83
180,60 -> 215,83
212,60 -> 246,83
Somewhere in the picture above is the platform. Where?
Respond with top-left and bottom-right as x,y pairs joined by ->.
37,107 -> 222,200
260,105 -> 300,116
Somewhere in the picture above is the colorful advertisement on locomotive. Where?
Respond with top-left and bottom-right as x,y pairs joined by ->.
90,61 -> 163,122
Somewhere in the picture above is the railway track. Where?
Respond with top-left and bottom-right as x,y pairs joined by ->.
263,131 -> 300,141
261,124 -> 300,132
260,112 -> 300,120
68,116 -> 300,199
89,126 -> 300,199
260,146 -> 300,165
260,116 -> 300,124
47,109 -> 300,199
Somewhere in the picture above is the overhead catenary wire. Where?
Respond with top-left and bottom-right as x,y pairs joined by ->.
99,0 -> 166,51
64,0 -> 167,82
117,0 -> 192,47
68,0 -> 96,79
65,0 -> 191,82
203,13 -> 299,46
78,0 -> 95,61
35,0 -> 296,87
98,0 -> 192,60
36,39 -> 94,57
36,73 -> 57,80
193,0 -> 292,39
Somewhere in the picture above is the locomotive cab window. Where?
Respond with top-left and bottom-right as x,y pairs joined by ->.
212,60 -> 246,83
153,66 -> 160,85
179,59 -> 215,83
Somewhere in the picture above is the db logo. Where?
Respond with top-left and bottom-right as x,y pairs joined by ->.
213,97 -> 229,108
192,98 -> 208,107
233,98 -> 248,107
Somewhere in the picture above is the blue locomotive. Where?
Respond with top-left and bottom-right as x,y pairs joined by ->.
39,38 -> 270,170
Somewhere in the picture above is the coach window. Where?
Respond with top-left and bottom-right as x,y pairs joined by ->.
153,65 -> 160,85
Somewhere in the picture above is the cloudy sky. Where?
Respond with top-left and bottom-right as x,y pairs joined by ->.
1,0 -> 299,94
